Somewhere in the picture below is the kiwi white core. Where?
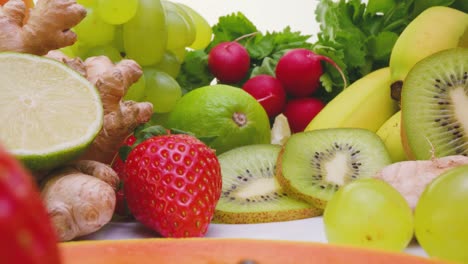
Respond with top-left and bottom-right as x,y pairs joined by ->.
324,152 -> 348,186
450,87 -> 468,134
236,178 -> 276,199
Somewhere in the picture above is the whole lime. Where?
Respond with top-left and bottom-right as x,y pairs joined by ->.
166,84 -> 271,154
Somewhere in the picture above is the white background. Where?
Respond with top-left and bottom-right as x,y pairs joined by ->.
175,0 -> 320,40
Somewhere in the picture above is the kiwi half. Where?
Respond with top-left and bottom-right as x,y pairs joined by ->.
276,128 -> 391,209
401,48 -> 468,160
213,144 -> 322,224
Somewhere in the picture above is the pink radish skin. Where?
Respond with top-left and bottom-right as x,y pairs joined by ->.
283,97 -> 325,133
208,41 -> 250,84
374,155 -> 468,210
275,48 -> 346,97
242,75 -> 287,119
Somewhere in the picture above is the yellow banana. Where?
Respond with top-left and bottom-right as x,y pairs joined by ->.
389,6 -> 468,99
305,67 -> 398,132
376,111 -> 407,162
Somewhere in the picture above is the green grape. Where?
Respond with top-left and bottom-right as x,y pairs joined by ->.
73,8 -> 115,46
112,25 -> 125,53
123,0 -> 167,66
83,45 -> 122,62
124,74 -> 146,102
142,68 -> 182,113
76,0 -> 96,7
97,0 -> 138,25
169,2 -> 196,47
61,40 -> 90,59
162,0 -> 195,51
153,51 -> 182,78
169,47 -> 187,62
147,111 -> 170,127
323,178 -> 413,252
177,3 -> 212,50
414,165 -> 468,263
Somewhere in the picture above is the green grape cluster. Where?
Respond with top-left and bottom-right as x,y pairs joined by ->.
323,165 -> 468,263
67,0 -> 213,113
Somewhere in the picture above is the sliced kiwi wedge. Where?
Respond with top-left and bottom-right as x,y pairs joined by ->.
213,144 -> 322,224
401,48 -> 468,160
276,128 -> 392,209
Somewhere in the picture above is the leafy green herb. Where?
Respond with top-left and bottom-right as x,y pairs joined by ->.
177,0 -> 466,103
313,0 -> 466,90
177,12 -> 314,94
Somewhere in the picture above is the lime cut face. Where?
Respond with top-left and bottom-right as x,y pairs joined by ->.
0,53 -> 103,171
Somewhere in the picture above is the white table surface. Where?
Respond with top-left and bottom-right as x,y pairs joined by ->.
81,217 -> 428,258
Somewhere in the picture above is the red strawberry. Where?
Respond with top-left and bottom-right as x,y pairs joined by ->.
111,134 -> 136,217
124,134 -> 222,238
0,144 -> 61,264
112,134 -> 137,182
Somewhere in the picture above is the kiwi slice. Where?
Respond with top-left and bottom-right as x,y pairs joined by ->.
213,144 -> 322,224
276,128 -> 392,209
401,48 -> 468,159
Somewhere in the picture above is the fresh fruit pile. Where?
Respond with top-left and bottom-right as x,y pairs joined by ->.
0,1 -> 467,264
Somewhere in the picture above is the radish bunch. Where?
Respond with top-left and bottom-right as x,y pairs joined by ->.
208,42 -> 346,133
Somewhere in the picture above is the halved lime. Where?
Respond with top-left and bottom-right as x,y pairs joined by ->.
0,52 -> 103,171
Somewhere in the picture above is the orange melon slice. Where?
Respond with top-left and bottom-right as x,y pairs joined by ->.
60,238 -> 449,264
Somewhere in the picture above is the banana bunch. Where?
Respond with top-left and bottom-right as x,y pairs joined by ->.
376,111 -> 407,162
304,6 -> 467,161
305,67 -> 398,133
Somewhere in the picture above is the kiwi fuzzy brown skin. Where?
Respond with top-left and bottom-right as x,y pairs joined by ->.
400,48 -> 468,160
400,118 -> 416,160
213,144 -> 322,224
212,204 -> 322,224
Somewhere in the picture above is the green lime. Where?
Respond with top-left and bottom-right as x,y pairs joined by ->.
0,52 -> 103,171
166,84 -> 271,154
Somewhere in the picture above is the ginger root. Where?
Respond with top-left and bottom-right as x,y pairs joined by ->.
0,0 -> 86,55
47,51 -> 154,164
40,53 -> 153,241
80,56 -> 153,164
41,160 -> 119,241
0,0 -> 153,241
374,155 -> 468,209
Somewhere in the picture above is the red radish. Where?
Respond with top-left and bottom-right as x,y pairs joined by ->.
242,74 -> 287,119
208,41 -> 250,84
275,48 -> 347,97
283,97 -> 325,133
